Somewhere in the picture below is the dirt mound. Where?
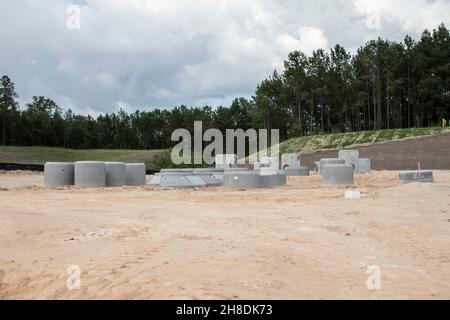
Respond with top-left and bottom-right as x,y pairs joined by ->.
302,132 -> 450,170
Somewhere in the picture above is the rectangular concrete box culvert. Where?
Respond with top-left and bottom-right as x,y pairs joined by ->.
338,150 -> 359,173
105,162 -> 126,187
44,162 -> 74,188
399,170 -> 433,183
74,161 -> 106,188
321,164 -> 354,185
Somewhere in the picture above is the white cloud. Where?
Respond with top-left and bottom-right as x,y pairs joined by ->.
0,0 -> 449,114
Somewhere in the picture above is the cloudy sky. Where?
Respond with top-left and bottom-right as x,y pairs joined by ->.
1,0 -> 449,115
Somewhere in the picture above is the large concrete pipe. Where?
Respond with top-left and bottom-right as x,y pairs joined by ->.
321,164 -> 354,185
74,161 -> 106,188
126,163 -> 146,186
105,162 -> 126,187
44,162 -> 74,187
319,158 -> 345,175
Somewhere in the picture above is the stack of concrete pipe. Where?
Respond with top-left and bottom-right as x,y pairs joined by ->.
44,161 -> 146,188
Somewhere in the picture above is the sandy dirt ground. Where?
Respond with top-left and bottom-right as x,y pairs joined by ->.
0,170 -> 449,300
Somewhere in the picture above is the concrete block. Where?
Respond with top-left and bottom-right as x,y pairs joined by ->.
75,161 -> 106,188
126,163 -> 146,186
399,170 -> 433,183
321,164 -> 354,185
105,162 -> 126,187
338,150 -> 359,172
319,158 -> 345,175
44,162 -> 74,187
358,158 -> 371,174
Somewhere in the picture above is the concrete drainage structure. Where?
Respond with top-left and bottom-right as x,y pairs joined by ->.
358,158 -> 371,174
126,163 -> 146,186
338,150 -> 359,173
284,166 -> 310,176
75,161 -> 106,188
319,158 -> 345,174
399,170 -> 433,183
321,164 -> 354,185
151,168 -> 225,188
223,170 -> 287,189
105,162 -> 126,187
44,162 -> 74,187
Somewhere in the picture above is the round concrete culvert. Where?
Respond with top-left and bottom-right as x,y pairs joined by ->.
74,161 -> 106,188
358,158 -> 371,174
223,171 -> 259,189
105,162 -> 126,187
319,158 -> 345,175
126,163 -> 146,186
44,162 -> 74,188
284,166 -> 310,176
321,164 -> 354,185
338,150 -> 359,172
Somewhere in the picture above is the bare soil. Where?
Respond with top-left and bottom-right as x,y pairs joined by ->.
302,132 -> 450,170
0,171 -> 449,299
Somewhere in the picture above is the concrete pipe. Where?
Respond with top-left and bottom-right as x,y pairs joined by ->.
223,171 -> 259,189
284,166 -> 310,176
319,158 -> 345,175
74,161 -> 106,188
321,164 -> 354,185
358,158 -> 371,174
126,163 -> 146,186
338,150 -> 359,173
44,162 -> 74,188
399,170 -> 433,184
105,162 -> 126,187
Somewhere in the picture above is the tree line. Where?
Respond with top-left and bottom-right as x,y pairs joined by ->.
1,23 -> 449,149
